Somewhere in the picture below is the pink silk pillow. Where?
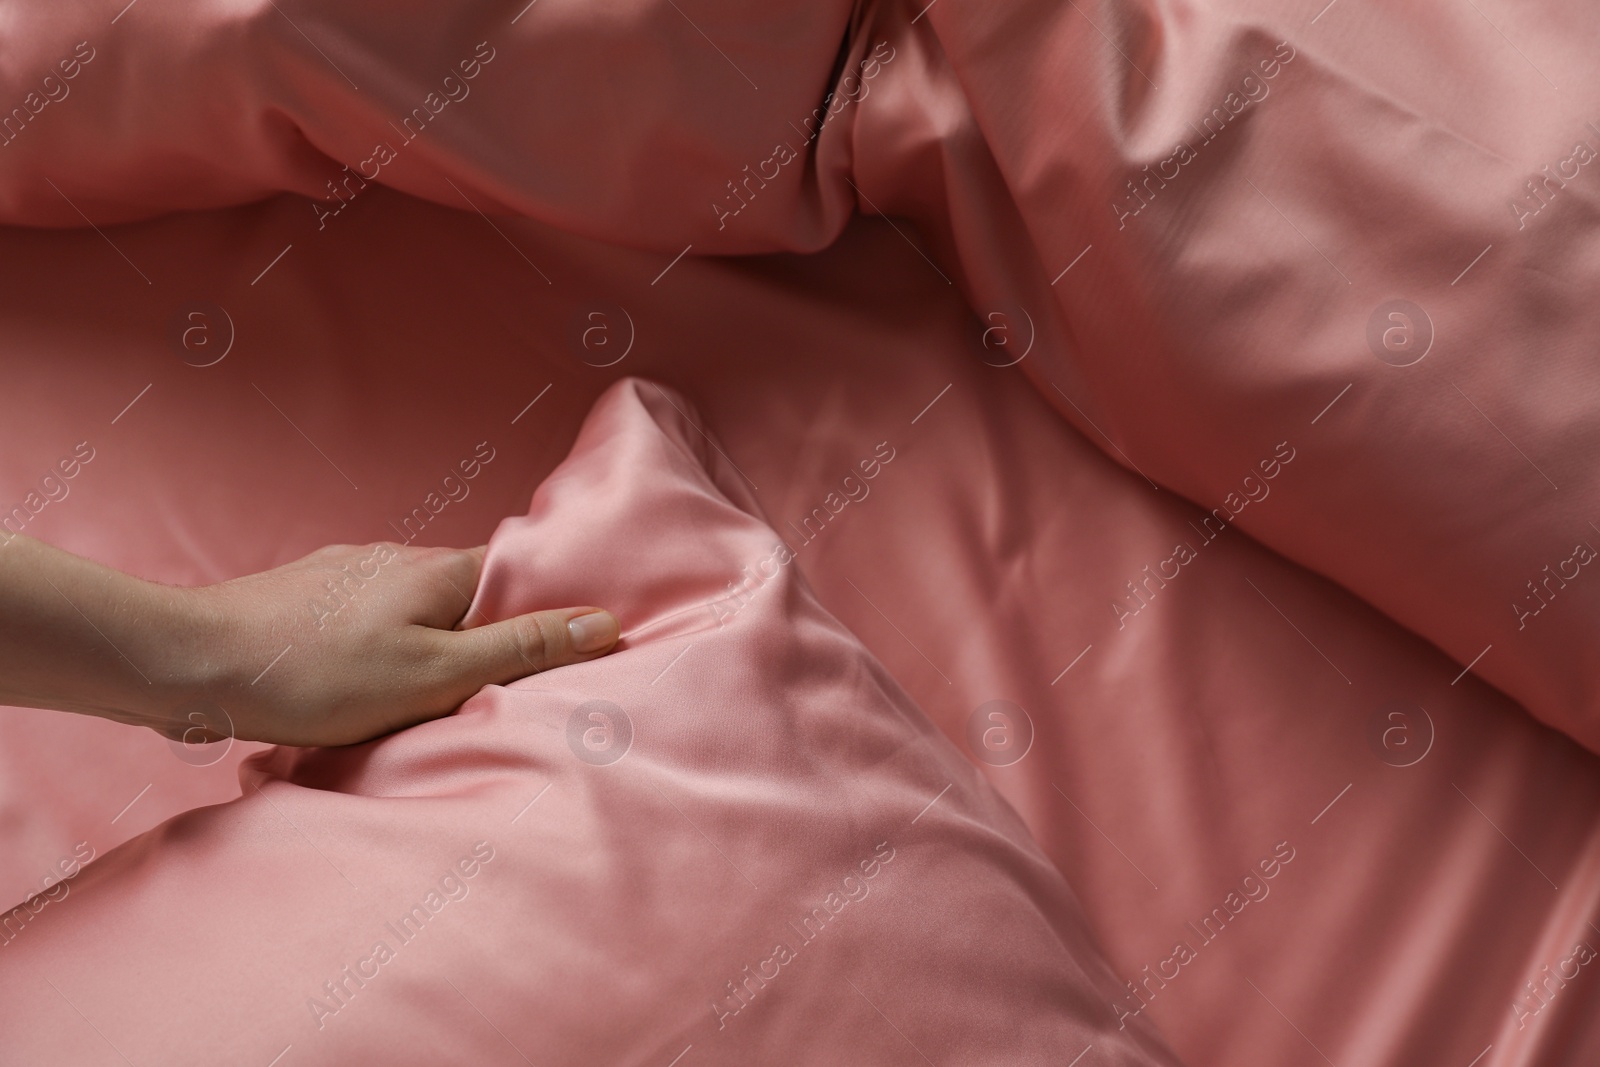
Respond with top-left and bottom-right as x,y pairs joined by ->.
839,0 -> 1600,750
0,379 -> 1180,1067
0,0 -> 856,251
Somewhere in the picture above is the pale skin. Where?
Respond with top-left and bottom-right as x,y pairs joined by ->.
0,534 -> 620,747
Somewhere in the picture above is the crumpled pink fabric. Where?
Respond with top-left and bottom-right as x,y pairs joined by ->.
2,0 -> 1600,1063
0,0 -> 1594,752
848,0 -> 1600,752
0,379 -> 1180,1067
3,188 -> 1600,1063
0,0 -> 859,251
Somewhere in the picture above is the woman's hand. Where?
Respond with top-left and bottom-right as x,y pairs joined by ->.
0,535 -> 619,748
179,542 -> 619,746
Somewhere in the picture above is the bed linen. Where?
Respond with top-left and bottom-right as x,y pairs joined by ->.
0,0 -> 1593,748
1,193 -> 1597,1066
0,0 -> 1597,1064
0,377 -> 1180,1066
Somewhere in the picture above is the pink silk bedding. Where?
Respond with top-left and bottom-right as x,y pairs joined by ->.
0,378 -> 1181,1065
1,0 -> 1594,746
0,0 -> 1598,1064
2,194 -> 1598,1066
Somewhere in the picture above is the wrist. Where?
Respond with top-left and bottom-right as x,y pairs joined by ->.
130,580 -> 235,721
0,535 -> 238,733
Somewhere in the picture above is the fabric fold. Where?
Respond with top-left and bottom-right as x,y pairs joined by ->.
0,377 -> 1182,1067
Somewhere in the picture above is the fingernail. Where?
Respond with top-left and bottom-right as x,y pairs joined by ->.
568,610 -> 619,654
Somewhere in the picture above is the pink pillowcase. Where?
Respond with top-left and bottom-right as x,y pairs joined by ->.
833,0 -> 1600,751
0,379 -> 1180,1067
0,1 -> 855,251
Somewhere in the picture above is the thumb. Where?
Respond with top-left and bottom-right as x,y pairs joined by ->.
441,606 -> 621,686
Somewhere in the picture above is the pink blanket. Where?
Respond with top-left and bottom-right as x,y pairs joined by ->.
1,0 -> 1598,1063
